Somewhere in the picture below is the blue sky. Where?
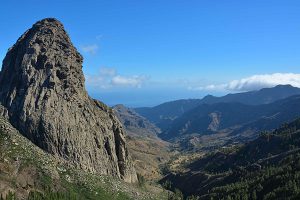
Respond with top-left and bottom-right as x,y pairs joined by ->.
1,0 -> 300,106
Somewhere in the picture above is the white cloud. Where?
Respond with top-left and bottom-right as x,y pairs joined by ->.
111,75 -> 148,88
86,67 -> 148,89
81,44 -> 98,55
99,67 -> 116,76
190,73 -> 300,92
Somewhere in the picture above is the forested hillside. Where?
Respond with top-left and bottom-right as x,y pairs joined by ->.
161,118 -> 300,199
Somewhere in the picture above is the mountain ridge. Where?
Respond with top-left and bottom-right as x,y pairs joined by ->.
161,94 -> 300,140
113,104 -> 160,137
135,85 -> 300,132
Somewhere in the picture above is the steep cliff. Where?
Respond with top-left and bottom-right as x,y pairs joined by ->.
0,18 -> 137,183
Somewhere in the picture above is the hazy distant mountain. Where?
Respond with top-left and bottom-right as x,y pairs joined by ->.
201,84 -> 300,105
160,95 -> 300,140
113,104 -> 160,137
135,99 -> 201,131
135,85 -> 300,131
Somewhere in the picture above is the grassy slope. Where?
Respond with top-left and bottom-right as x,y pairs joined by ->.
127,135 -> 171,181
0,116 -> 166,200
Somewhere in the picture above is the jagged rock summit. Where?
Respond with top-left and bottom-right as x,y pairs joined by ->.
0,18 -> 137,183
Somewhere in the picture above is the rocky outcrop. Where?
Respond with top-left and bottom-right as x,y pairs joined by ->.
0,18 -> 137,183
207,112 -> 221,132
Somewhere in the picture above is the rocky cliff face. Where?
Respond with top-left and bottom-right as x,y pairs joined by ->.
0,18 -> 137,183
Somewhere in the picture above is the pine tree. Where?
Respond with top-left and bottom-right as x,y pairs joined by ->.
252,190 -> 257,200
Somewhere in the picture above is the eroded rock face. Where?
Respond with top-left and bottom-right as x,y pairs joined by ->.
0,18 -> 137,183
